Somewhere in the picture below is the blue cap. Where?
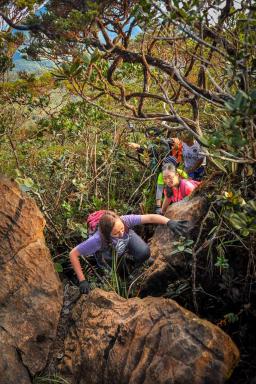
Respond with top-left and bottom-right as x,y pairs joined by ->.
162,155 -> 178,167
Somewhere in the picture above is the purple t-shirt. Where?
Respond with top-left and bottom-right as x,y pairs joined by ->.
75,215 -> 142,256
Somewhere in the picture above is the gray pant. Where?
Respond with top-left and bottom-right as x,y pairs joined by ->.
126,230 -> 150,263
156,183 -> 164,200
96,230 -> 150,266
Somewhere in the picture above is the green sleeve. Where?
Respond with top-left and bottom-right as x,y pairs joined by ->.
157,172 -> 164,185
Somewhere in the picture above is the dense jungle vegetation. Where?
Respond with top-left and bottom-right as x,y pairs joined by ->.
0,1 -> 255,383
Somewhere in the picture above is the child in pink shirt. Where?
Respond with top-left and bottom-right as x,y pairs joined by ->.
161,164 -> 200,214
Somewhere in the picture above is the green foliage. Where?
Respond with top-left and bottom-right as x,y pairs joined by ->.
81,252 -> 130,298
52,60 -> 84,81
15,0 -> 43,11
0,55 -> 14,74
15,174 -> 36,192
210,89 -> 255,154
68,9 -> 97,28
227,210 -> 255,237
109,251 -> 125,297
171,237 -> 194,255
215,253 -> 229,272
165,279 -> 190,299
54,262 -> 63,273
216,191 -> 256,237
140,185 -> 155,213
224,312 -> 239,324
62,201 -> 74,219
0,3 -> 255,381
0,74 -> 146,253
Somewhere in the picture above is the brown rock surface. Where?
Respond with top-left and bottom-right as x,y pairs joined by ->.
59,288 -> 239,384
0,176 -> 63,383
141,197 -> 207,296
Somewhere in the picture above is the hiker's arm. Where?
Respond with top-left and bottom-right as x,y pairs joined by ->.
128,142 -> 140,150
140,214 -> 169,225
128,142 -> 144,153
128,142 -> 146,154
141,214 -> 189,236
186,158 -> 203,173
161,196 -> 171,215
70,248 -> 86,282
69,235 -> 101,282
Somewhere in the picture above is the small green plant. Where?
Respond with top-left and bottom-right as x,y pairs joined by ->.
110,249 -> 121,295
62,201 -> 74,219
54,262 -> 63,273
171,237 -> 194,255
215,254 -> 229,273
80,252 -> 129,298
92,196 -> 104,210
66,219 -> 87,238
224,312 -> 239,324
108,250 -> 128,298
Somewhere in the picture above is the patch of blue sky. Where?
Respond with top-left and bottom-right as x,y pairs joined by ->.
98,21 -> 141,45
12,8 -> 141,73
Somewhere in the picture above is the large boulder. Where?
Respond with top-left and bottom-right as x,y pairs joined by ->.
0,177 -> 63,383
59,288 -> 239,384
141,197 -> 207,296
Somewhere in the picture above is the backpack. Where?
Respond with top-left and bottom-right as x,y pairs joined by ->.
171,138 -> 182,163
87,210 -> 106,235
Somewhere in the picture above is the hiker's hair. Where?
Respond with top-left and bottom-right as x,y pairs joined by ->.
162,155 -> 178,168
98,211 -> 125,244
162,163 -> 176,174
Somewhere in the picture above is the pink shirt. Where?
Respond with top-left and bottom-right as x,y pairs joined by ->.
164,179 -> 199,203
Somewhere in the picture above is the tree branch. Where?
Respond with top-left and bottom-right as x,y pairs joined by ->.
0,11 -> 42,32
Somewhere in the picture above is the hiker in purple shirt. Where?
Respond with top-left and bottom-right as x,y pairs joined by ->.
70,211 -> 188,294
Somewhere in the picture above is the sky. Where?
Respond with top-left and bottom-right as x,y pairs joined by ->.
12,9 -> 141,73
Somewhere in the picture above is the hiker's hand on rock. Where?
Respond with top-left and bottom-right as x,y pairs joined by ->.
128,142 -> 140,150
79,280 -> 90,294
166,220 -> 189,236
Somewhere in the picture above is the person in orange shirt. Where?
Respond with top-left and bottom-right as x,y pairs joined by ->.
171,137 -> 183,164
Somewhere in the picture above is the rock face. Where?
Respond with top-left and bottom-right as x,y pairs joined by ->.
0,177 -> 63,384
141,197 -> 207,296
59,288 -> 239,384
0,179 -> 240,384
